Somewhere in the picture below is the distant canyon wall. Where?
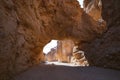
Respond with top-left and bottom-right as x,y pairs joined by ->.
45,40 -> 74,63
56,40 -> 74,62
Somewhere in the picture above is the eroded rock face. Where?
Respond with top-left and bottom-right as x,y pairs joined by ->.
71,51 -> 89,66
0,0 -> 106,79
84,0 -> 102,21
56,40 -> 74,62
80,0 -> 120,69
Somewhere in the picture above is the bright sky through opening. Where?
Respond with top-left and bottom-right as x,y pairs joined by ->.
43,40 -> 57,54
78,0 -> 83,8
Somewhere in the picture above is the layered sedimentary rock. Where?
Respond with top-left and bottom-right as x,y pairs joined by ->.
0,0 -> 106,79
71,51 -> 89,66
56,40 -> 74,62
80,0 -> 120,69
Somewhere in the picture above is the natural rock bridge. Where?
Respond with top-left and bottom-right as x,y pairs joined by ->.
0,0 -> 120,79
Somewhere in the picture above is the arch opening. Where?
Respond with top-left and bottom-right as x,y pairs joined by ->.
77,0 -> 84,8
42,39 -> 89,67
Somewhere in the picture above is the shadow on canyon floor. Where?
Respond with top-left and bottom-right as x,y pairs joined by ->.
15,64 -> 120,80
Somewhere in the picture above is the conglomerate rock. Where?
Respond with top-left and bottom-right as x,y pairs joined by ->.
0,0 -> 106,79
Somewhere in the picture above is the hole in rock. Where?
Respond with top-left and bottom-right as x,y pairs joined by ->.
42,40 -> 89,67
77,0 -> 84,8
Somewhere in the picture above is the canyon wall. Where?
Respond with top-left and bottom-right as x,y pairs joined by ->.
0,0 -> 106,79
56,40 -> 74,62
80,0 -> 120,69
45,40 -> 74,63
84,0 -> 102,21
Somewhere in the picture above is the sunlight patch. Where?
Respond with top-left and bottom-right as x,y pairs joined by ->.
43,40 -> 57,54
77,0 -> 84,8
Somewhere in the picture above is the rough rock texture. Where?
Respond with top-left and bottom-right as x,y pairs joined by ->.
84,0 -> 102,21
80,0 -> 120,69
45,47 -> 57,62
0,0 -> 106,79
71,51 -> 89,66
56,40 -> 74,62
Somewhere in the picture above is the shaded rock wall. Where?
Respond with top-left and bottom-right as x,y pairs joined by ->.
0,0 -> 106,79
80,0 -> 120,69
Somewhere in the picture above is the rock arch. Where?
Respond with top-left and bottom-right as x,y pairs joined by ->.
0,0 -> 107,79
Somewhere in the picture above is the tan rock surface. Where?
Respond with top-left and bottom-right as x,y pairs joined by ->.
56,40 -> 74,62
0,0 -> 106,79
84,0 -> 102,21
71,51 -> 89,66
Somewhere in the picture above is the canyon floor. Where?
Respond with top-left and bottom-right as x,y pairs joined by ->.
15,62 -> 120,80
